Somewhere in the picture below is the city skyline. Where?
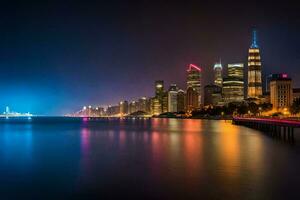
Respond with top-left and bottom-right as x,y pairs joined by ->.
0,1 -> 300,115
69,28 -> 296,116
1,2 -> 300,199
2,27 -> 299,115
70,25 -> 299,117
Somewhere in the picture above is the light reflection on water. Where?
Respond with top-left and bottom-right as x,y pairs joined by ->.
0,118 -> 299,199
1,124 -> 33,167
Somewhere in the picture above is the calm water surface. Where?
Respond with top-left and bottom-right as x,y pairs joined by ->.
0,117 -> 299,199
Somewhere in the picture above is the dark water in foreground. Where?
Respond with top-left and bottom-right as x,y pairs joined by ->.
0,117 -> 299,200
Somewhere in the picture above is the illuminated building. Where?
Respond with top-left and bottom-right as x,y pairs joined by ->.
106,105 -> 120,116
81,106 -> 88,116
186,64 -> 202,110
266,74 -> 288,92
95,107 -> 105,116
228,63 -> 243,79
119,100 -> 129,115
155,80 -> 164,100
223,77 -> 244,103
79,106 -> 103,117
248,30 -> 262,98
1,106 -> 33,117
177,89 -> 186,112
168,84 -> 179,112
186,87 -> 199,111
153,80 -> 165,114
162,92 -> 168,113
129,101 -> 138,114
5,106 -> 10,114
214,62 -> 223,87
88,105 -> 92,116
222,63 -> 244,103
150,97 -> 161,116
204,84 -> 222,106
270,75 -> 293,110
138,97 -> 149,113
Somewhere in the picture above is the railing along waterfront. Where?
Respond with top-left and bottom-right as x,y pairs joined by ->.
232,117 -> 300,141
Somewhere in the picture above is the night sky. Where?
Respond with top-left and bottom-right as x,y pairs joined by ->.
0,1 -> 299,115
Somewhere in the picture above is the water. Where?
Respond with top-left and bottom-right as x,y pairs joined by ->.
0,117 -> 299,199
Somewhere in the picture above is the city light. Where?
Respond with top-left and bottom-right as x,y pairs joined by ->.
68,29 -> 299,119
0,2 -> 299,200
187,64 -> 201,72
0,106 -> 33,118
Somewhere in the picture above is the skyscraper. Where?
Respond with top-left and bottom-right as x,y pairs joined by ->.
214,62 -> 223,87
177,89 -> 186,112
228,63 -> 244,79
155,80 -> 164,99
106,105 -> 120,116
154,80 -> 165,114
168,84 -> 178,112
150,97 -> 161,116
223,63 -> 245,103
248,30 -> 262,98
186,64 -> 202,110
119,100 -> 129,115
186,87 -> 199,112
129,101 -> 138,114
162,92 -> 168,113
138,97 -> 148,113
204,84 -> 222,106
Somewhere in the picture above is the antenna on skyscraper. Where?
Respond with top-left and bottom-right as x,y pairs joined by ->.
251,28 -> 258,48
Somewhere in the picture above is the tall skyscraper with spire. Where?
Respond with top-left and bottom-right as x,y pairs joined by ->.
247,29 -> 262,98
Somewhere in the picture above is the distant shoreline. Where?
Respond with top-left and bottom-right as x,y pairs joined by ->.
0,115 -> 233,121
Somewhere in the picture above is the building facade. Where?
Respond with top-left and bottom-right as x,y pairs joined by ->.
150,97 -> 161,116
168,84 -> 178,112
186,64 -> 202,110
186,87 -> 199,112
177,89 -> 186,112
119,100 -> 129,116
223,63 -> 244,103
106,105 -> 120,116
138,97 -> 149,113
266,74 -> 288,93
204,84 -> 222,106
270,76 -> 293,110
95,107 -> 105,116
153,80 -> 165,114
129,101 -> 138,114
214,62 -> 223,87
155,80 -> 164,100
162,92 -> 168,113
248,30 -> 263,98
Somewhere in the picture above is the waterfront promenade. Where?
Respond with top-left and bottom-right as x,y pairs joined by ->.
233,117 -> 300,141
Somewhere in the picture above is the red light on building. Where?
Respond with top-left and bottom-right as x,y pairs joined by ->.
187,64 -> 201,72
